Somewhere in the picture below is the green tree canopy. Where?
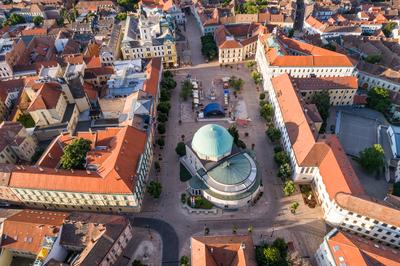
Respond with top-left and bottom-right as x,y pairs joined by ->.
260,103 -> 273,120
201,34 -> 218,60
359,144 -> 386,173
311,91 -> 330,121
228,76 -> 244,91
367,87 -> 390,113
283,180 -> 296,196
147,181 -> 162,198
17,113 -> 35,128
157,101 -> 171,114
180,80 -> 194,101
115,12 -> 127,21
364,54 -> 381,64
383,22 -> 397,37
274,151 -> 289,165
60,138 -> 92,169
33,16 -> 44,26
251,70 -> 262,85
278,163 -> 292,179
266,127 -> 281,142
117,0 -> 137,11
263,246 -> 282,265
3,14 -> 25,26
175,142 -> 186,157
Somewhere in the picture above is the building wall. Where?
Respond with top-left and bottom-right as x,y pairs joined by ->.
0,147 -> 17,164
99,223 -> 133,266
357,71 -> 400,92
11,132 -> 38,162
300,88 -> 356,106
0,248 -> 13,266
122,43 -> 177,66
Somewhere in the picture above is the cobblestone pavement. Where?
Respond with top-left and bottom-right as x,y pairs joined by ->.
128,12 -> 326,266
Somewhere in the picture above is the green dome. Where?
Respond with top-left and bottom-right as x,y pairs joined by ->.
191,124 -> 233,161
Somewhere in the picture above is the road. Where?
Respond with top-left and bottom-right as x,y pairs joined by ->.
128,11 -> 326,266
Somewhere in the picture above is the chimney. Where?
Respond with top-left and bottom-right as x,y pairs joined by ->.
48,153 -> 53,159
210,248 -> 213,253
38,167 -> 44,172
240,242 -> 246,250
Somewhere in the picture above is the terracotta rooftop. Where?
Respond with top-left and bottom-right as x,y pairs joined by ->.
6,126 -> 147,194
143,58 -> 162,98
27,83 -> 62,112
292,76 -> 358,91
214,24 -> 265,49
191,235 -> 257,266
264,35 -> 354,68
1,209 -> 67,254
326,230 -> 400,266
271,73 -> 316,165
335,192 -> 400,228
302,135 -> 365,199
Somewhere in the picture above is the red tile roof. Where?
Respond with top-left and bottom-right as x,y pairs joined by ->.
271,73 -> 316,164
21,28 -> 47,36
1,209 -> 67,254
293,76 -> 358,91
326,230 -> 400,266
8,126 -> 147,194
191,235 -> 257,266
143,58 -> 162,98
27,83 -> 62,112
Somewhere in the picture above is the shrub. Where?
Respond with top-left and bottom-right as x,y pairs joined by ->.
147,181 -> 162,198
259,93 -> 266,100
157,112 -> 168,123
17,113 -> 35,128
290,201 -> 299,213
278,163 -> 292,179
154,161 -> 161,171
260,103 -> 273,120
274,145 -> 283,153
274,151 -> 289,165
283,180 -> 296,196
266,127 -> 281,142
180,193 -> 187,204
157,101 -> 171,114
157,138 -> 165,147
175,142 -> 186,157
180,256 -> 189,266
157,123 -> 166,134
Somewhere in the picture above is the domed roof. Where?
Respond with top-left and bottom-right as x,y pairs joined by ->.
191,124 -> 233,161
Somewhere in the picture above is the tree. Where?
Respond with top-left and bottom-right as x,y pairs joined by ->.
311,91 -> 330,132
175,142 -> 186,157
60,138 -> 92,169
260,103 -> 273,120
33,16 -> 44,26
364,54 -> 381,64
163,70 -> 173,79
323,43 -> 336,51
157,138 -> 165,147
161,77 -> 177,90
17,113 -> 35,128
180,256 -> 189,266
157,112 -> 168,123
157,123 -> 166,134
228,125 -> 240,143
246,61 -> 256,68
201,34 -> 218,60
383,22 -> 397,37
278,163 -> 292,179
154,161 -> 161,172
157,101 -> 171,114
288,28 -> 294,38
263,246 -> 282,265
274,151 -> 289,165
117,0 -> 137,11
266,127 -> 281,142
251,70 -> 262,85
228,76 -> 244,91
272,238 -> 288,257
283,180 -> 296,196
259,93 -> 265,100
3,14 -> 25,26
147,181 -> 162,198
290,201 -> 299,214
132,260 -> 147,266
367,87 -> 390,113
180,80 -> 194,101
115,12 -> 127,21
359,144 -> 385,173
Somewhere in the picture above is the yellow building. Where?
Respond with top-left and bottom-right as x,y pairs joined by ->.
121,12 -> 178,67
292,76 -> 358,106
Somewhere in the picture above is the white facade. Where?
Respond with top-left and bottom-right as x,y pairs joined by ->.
356,70 -> 400,92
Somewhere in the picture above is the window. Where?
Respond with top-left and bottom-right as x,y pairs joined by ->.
377,229 -> 383,232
